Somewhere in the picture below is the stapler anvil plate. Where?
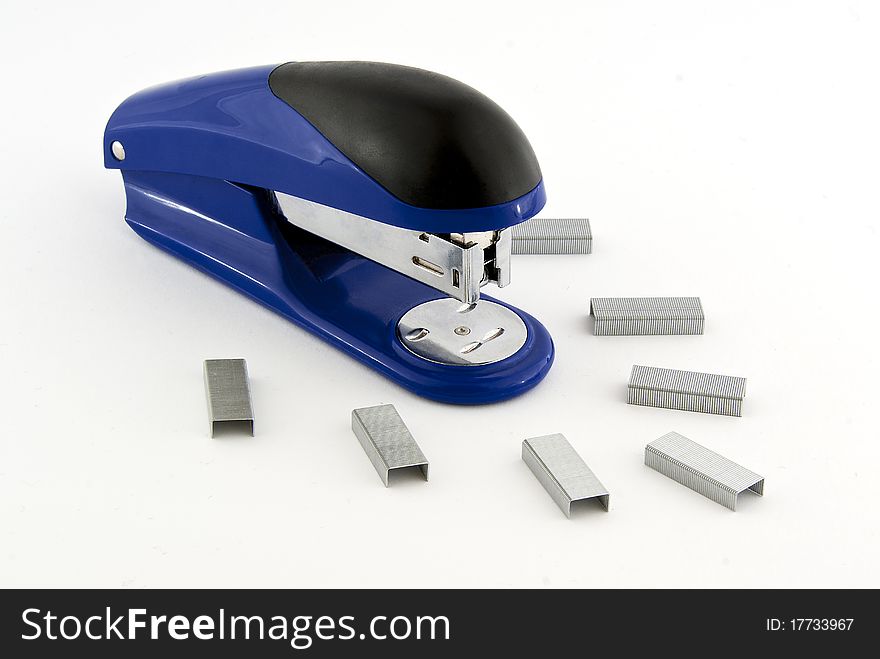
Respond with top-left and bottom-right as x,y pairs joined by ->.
104,61 -> 554,404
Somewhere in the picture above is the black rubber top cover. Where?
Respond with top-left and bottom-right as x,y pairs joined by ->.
268,62 -> 542,210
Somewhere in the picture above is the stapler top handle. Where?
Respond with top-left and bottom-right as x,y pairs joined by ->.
104,62 -> 546,234
103,62 -> 555,404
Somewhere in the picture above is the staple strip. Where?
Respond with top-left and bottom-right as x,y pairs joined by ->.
590,297 -> 704,335
203,359 -> 254,437
510,218 -> 592,254
351,404 -> 429,487
627,365 -> 746,416
645,432 -> 764,510
522,434 -> 609,517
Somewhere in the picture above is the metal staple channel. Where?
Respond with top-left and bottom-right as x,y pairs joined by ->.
627,365 -> 747,416
645,432 -> 764,510
203,358 -> 254,437
522,434 -> 610,517
590,297 -> 704,335
351,404 -> 429,486
510,218 -> 592,254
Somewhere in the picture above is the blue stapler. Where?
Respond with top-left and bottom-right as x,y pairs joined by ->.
104,62 -> 554,403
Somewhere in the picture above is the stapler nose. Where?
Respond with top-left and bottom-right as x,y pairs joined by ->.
103,61 -> 555,403
273,193 -> 511,305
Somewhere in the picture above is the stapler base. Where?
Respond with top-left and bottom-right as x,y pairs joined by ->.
121,170 -> 554,404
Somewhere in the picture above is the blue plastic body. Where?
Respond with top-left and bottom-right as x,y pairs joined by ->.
104,65 -> 554,404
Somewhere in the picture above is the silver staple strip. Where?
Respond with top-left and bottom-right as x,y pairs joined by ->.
203,359 -> 254,437
522,434 -> 610,517
351,405 -> 429,487
645,432 -> 764,511
510,218 -> 592,254
627,365 -> 747,417
590,297 -> 704,335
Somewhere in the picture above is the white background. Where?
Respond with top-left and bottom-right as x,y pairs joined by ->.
2,0 -> 878,588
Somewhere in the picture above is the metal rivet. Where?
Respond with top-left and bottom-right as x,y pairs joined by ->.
110,141 -> 126,161
454,326 -> 471,336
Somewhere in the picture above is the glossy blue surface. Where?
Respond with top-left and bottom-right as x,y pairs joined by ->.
104,65 -> 546,233
120,171 -> 554,403
104,65 -> 555,403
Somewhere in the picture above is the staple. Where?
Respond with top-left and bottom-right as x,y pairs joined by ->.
522,434 -> 609,517
590,297 -> 704,335
510,218 -> 592,254
645,431 -> 764,511
203,359 -> 254,437
627,365 -> 746,417
351,405 -> 429,486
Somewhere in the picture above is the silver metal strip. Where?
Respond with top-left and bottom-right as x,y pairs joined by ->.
510,218 -> 592,254
522,434 -> 610,517
645,432 -> 764,511
275,192 -> 511,304
590,297 -> 704,335
627,365 -> 746,417
351,405 -> 429,487
203,359 -> 254,437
